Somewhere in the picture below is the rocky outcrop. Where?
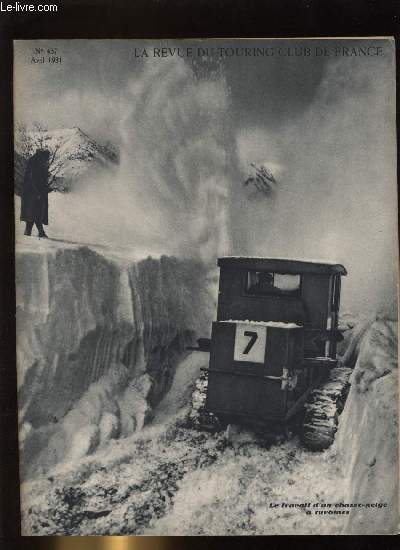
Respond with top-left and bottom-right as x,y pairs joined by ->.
16,242 -> 213,478
243,162 -> 277,198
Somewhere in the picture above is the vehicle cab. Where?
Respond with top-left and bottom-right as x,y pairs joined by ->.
203,257 -> 347,429
216,257 -> 346,358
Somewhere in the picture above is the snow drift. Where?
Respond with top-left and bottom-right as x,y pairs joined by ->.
16,240 -> 214,478
334,318 -> 398,534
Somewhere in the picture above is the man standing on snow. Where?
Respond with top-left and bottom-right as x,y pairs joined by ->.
20,148 -> 52,238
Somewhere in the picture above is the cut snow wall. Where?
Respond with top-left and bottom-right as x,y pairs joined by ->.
334,319 -> 398,534
16,243 -> 213,478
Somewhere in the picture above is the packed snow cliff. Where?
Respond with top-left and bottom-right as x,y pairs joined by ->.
334,319 -> 398,534
16,239 -> 214,479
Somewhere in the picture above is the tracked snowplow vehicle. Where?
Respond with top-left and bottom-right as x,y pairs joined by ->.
189,257 -> 352,451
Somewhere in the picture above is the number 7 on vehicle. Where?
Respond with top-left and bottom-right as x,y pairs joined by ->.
233,323 -> 267,364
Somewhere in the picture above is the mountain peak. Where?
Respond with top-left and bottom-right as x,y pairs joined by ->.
15,127 -> 119,193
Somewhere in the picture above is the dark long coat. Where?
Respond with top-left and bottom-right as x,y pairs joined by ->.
20,152 -> 50,225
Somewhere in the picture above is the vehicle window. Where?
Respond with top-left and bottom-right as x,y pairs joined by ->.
245,271 -> 301,296
274,274 -> 301,292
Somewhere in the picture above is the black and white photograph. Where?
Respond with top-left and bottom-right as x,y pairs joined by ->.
13,37 -> 398,535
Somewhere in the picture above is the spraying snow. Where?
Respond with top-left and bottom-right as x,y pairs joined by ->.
16,57 -> 235,263
116,57 -> 234,263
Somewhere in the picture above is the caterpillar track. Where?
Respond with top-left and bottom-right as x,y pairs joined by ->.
301,366 -> 353,451
188,365 -> 353,450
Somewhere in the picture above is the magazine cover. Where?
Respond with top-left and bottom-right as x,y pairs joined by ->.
13,37 -> 398,536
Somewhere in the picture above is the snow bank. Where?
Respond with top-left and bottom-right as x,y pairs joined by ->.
220,255 -> 344,266
16,241 -> 213,478
19,318 -> 398,535
220,320 -> 301,329
334,319 -> 398,534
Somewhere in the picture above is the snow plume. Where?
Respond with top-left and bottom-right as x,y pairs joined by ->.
16,245 -> 214,479
234,50 -> 397,316
37,57 -> 233,264
117,57 -> 233,263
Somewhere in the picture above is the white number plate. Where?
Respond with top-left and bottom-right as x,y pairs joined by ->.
233,323 -> 267,364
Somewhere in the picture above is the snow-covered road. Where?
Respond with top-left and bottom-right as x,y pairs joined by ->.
20,318 -> 398,535
19,352 -> 348,536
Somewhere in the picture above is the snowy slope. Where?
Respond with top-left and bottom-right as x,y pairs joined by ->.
334,319 -> 398,534
19,315 -> 398,535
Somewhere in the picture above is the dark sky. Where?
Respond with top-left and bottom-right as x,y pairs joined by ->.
14,37 -> 391,145
14,38 -> 335,141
